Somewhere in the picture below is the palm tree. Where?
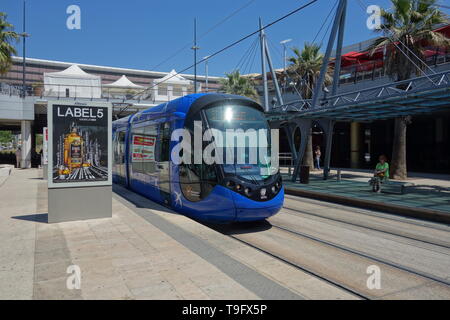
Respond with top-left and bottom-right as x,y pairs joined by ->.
0,12 -> 19,75
287,43 -> 332,168
220,70 -> 259,102
370,0 -> 449,179
287,43 -> 332,100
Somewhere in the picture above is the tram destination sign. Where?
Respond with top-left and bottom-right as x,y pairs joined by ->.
47,101 -> 112,188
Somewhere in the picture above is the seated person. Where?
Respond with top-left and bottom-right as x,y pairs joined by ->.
370,155 -> 389,193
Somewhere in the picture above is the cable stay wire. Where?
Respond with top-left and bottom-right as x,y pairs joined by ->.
117,0 -> 319,116
312,0 -> 339,44
150,0 -> 257,71
273,0 -> 337,101
245,39 -> 260,75
242,36 -> 260,75
234,36 -> 259,72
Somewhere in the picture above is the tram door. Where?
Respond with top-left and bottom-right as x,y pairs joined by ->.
114,130 -> 126,185
158,122 -> 171,204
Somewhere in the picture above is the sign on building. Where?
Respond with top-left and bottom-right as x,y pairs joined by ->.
47,101 -> 112,188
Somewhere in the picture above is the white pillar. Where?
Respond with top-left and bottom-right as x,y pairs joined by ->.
21,120 -> 32,168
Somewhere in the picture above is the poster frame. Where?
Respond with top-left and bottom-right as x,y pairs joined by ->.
47,100 -> 112,189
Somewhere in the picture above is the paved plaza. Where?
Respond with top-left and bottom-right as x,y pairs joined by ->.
0,168 -> 355,300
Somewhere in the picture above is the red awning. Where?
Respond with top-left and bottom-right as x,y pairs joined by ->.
334,24 -> 449,71
435,24 -> 450,38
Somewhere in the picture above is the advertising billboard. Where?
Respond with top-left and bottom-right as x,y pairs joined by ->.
47,101 -> 112,188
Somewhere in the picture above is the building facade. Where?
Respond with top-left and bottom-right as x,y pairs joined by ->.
0,56 -> 222,168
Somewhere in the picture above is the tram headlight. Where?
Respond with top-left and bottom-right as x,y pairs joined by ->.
244,187 -> 252,196
271,185 -> 277,193
236,184 -> 242,191
226,180 -> 235,188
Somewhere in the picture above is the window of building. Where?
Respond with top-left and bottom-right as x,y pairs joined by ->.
172,87 -> 183,96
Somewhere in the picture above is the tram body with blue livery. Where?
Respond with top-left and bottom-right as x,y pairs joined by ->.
112,93 -> 284,222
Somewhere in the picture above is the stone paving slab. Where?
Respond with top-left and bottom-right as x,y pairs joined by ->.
0,168 -> 356,300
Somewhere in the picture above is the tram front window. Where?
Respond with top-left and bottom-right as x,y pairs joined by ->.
204,104 -> 278,183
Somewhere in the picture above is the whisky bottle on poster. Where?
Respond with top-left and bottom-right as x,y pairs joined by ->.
63,127 -> 84,172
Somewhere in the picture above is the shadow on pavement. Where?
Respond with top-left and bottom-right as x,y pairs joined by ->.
112,184 -> 179,215
12,213 -> 48,223
203,219 -> 273,236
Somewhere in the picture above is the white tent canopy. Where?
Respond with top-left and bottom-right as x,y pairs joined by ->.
44,64 -> 102,98
153,69 -> 192,85
104,75 -> 144,89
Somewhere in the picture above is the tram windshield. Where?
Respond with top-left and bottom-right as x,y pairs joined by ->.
204,104 -> 278,182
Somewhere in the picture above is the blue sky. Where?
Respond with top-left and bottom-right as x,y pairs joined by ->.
2,0 -> 449,77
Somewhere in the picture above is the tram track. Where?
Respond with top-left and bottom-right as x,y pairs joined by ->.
284,195 -> 450,247
223,221 -> 450,300
285,195 -> 450,232
282,205 -> 450,251
226,232 -> 371,300
216,194 -> 450,299
269,223 -> 450,286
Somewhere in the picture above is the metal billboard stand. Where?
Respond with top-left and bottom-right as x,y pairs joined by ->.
47,101 -> 112,223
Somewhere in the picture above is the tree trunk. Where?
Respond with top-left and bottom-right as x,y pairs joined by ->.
302,130 -> 314,169
390,116 -> 408,180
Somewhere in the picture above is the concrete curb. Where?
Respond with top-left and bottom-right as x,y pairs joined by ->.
285,187 -> 450,225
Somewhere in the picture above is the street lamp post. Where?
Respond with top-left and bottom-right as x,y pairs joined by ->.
280,39 -> 292,93
20,1 -> 30,98
191,18 -> 200,94
203,56 -> 210,93
280,39 -> 292,72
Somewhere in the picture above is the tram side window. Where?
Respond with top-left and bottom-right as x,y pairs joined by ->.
142,124 -> 158,174
114,131 -> 125,164
159,122 -> 170,162
113,132 -> 119,165
131,126 -> 146,173
179,112 -> 218,202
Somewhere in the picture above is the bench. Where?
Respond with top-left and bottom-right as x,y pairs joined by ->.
369,178 -> 415,194
382,180 -> 415,194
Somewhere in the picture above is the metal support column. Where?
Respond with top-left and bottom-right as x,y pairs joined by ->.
20,120 -> 31,168
321,119 -> 335,180
311,0 -> 346,108
264,37 -> 284,107
284,124 -> 297,162
331,0 -> 347,96
22,1 -> 26,98
259,18 -> 269,112
284,123 -> 297,176
291,119 -> 312,182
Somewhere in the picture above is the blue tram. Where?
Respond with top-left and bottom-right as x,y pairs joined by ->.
112,93 -> 284,222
